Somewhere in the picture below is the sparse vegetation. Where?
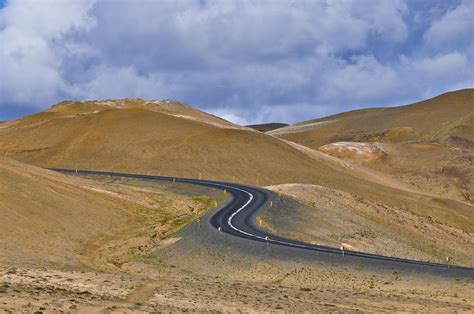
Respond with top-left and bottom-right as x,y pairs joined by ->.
1,91 -> 473,311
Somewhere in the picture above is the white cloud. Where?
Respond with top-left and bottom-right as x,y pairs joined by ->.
423,0 -> 474,50
318,54 -> 401,104
0,0 -> 96,107
0,0 -> 95,38
206,108 -> 250,125
0,0 -> 472,123
402,52 -> 474,94
349,0 -> 408,42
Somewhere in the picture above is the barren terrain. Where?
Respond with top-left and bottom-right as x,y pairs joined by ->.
1,170 -> 473,312
0,158 -> 222,270
263,184 -> 474,267
270,89 -> 474,147
319,141 -> 474,204
1,91 -> 473,311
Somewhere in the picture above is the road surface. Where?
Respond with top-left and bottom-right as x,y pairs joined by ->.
51,168 -> 473,273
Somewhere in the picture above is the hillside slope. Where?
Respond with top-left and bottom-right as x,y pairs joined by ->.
263,183 -> 474,267
0,157 -> 222,270
0,99 -> 373,186
0,157 -> 133,268
269,89 -> 474,203
1,99 -> 473,240
270,89 -> 474,148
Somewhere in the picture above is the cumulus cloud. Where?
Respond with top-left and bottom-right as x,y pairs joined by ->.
423,0 -> 474,51
317,54 -> 401,104
0,0 -> 96,107
0,0 -> 473,123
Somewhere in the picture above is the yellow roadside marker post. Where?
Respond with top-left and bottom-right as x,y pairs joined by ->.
213,200 -> 218,208
223,189 -> 227,195
342,243 -> 353,249
173,178 -> 176,183
75,169 -> 78,174
269,201 -> 273,208
265,236 -> 269,244
218,226 -> 222,232
340,243 -> 352,257
446,256 -> 451,267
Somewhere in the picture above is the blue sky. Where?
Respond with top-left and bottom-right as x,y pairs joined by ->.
0,0 -> 473,124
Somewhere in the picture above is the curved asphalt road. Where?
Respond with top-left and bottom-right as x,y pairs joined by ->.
51,168 -> 473,272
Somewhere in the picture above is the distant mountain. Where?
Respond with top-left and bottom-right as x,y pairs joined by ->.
246,122 -> 288,132
269,89 -> 474,149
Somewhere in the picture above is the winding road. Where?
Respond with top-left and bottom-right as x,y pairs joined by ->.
51,168 -> 473,272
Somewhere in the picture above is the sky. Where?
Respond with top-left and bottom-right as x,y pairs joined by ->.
0,0 -> 473,124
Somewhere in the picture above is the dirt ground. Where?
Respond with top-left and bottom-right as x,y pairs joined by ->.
1,242 -> 473,312
1,164 -> 473,312
263,184 -> 474,268
317,141 -> 474,205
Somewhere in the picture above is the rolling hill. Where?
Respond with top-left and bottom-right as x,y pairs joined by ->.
268,89 -> 474,204
0,157 -> 134,268
0,98 -> 375,186
0,156 -> 222,271
269,89 -> 474,148
1,97 -> 473,253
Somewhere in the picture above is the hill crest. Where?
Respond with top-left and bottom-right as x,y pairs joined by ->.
270,88 -> 474,146
40,98 -> 242,130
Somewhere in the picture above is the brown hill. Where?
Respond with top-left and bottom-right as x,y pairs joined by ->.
263,183 -> 474,267
269,89 -> 474,148
0,157 -> 134,268
0,99 -> 365,186
319,141 -> 474,204
0,157 -> 221,270
1,98 -> 473,238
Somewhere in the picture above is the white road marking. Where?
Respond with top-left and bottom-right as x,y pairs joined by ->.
52,170 -> 471,270
213,183 -> 320,249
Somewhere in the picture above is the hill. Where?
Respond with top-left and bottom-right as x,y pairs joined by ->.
263,183 -> 474,267
268,89 -> 474,203
0,98 -> 374,186
246,122 -> 288,132
269,89 -> 474,148
0,157 -> 221,270
0,157 -> 135,268
1,98 -> 473,251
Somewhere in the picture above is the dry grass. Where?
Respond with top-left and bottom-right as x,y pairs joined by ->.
315,141 -> 474,205
1,98 -> 473,240
0,100 -> 349,186
271,89 -> 474,148
367,142 -> 474,204
0,157 -> 220,271
264,184 -> 474,267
